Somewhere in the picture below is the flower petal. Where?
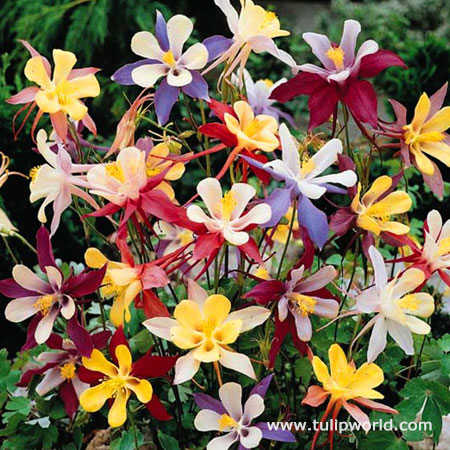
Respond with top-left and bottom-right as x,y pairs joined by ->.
131,31 -> 163,59
180,43 -> 208,70
167,14 -> 193,59
226,306 -> 270,332
108,388 -> 130,427
126,377 -> 153,403
219,382 -> 242,420
173,351 -> 201,384
194,409 -> 222,431
131,64 -> 167,88
219,348 -> 256,379
82,348 -> 118,378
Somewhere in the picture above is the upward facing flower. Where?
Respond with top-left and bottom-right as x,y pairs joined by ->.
7,42 -> 100,139
355,247 -> 434,362
144,279 -> 270,384
303,344 -> 397,448
271,20 -> 405,129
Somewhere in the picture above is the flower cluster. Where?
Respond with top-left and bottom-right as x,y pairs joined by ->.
1,2 -> 449,449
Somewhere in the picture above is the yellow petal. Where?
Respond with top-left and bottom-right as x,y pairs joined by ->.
312,356 -> 330,384
203,294 -> 231,327
109,267 -> 139,287
420,142 -> 450,168
171,326 -> 203,349
350,183 -> 362,213
165,162 -> 185,181
361,176 -> 392,207
192,339 -> 221,362
35,90 -> 61,114
367,191 -> 412,216
356,215 -> 381,235
85,248 -> 108,268
82,349 -> 119,377
397,293 -> 435,318
148,142 -> 169,159
110,294 -> 130,327
24,56 -> 52,89
52,50 -> 77,84
329,344 -> 352,384
79,382 -> 115,412
174,300 -> 202,330
378,221 -> 410,235
411,93 -> 431,133
61,98 -> 88,120
233,101 -> 255,128
422,106 -> 450,133
213,320 -> 242,344
351,362 -> 384,391
108,388 -> 130,427
67,74 -> 100,99
126,377 -> 153,403
155,181 -> 175,200
116,344 -> 132,377
411,147 -> 435,175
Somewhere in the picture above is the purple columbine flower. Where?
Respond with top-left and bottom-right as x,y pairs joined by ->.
194,375 -> 296,449
111,10 -> 232,125
242,123 -> 357,248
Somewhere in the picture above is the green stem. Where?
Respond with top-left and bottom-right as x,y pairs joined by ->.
11,232 -> 37,254
128,406 -> 140,450
2,235 -> 18,264
276,200 -> 297,280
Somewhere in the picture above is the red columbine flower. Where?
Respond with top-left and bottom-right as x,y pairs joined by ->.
17,331 -> 110,419
270,20 -> 405,129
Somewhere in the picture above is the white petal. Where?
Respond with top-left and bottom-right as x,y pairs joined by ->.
293,312 -> 312,341
426,210 -> 442,240
131,64 -> 167,88
355,286 -> 379,313
296,180 -> 327,199
386,319 -> 414,355
289,267 -> 305,287
296,265 -> 336,292
194,409 -> 222,431
226,306 -> 271,332
45,266 -> 62,291
223,228 -> 249,246
242,395 -> 265,425
167,67 -> 192,87
313,298 -> 339,318
279,123 -> 300,177
5,297 -> 39,322
207,432 -> 238,450
219,348 -> 256,379
229,183 -> 256,220
131,31 -> 163,59
12,265 -> 50,294
367,316 -> 387,362
404,316 -> 431,335
35,367 -> 64,396
368,246 -> 388,290
36,129 -> 57,167
339,20 -> 361,66
219,382 -> 243,421
187,278 -> 209,309
143,317 -> 177,341
197,178 -> 223,219
391,268 -> 425,299
186,204 -> 216,226
180,43 -> 208,70
352,39 -> 379,72
327,70 -> 351,82
167,15 -> 193,59
239,426 -> 263,449
214,0 -> 239,35
60,296 -> 75,320
173,351 -> 201,384
306,139 -> 342,178
230,204 -> 272,230
311,170 -> 357,187
35,307 -> 59,344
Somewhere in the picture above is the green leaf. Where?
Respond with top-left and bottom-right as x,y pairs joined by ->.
360,431 -> 408,450
3,397 -> 31,421
294,357 -> 312,387
158,431 -> 180,450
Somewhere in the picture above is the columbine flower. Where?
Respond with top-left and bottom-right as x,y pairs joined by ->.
380,83 -> 450,197
30,129 -> 98,235
112,11 -> 217,125
350,176 -> 412,237
0,227 -> 105,345
303,343 -> 397,449
0,207 -> 17,237
17,332 -> 109,419
7,41 -> 99,139
355,246 -> 434,362
207,0 -> 296,81
85,247 -> 172,326
243,123 -> 357,248
155,221 -> 194,256
144,279 -> 270,384
271,20 -> 405,129
194,376 -> 295,449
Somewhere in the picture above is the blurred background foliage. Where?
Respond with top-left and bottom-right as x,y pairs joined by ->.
0,0 -> 449,347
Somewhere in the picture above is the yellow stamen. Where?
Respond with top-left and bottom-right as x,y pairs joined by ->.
146,166 -> 162,177
403,125 -> 444,146
60,362 -> 76,380
33,294 -> 55,316
220,191 -> 237,221
287,293 -> 317,316
201,318 -> 217,338
396,294 -> 420,312
300,154 -> 316,177
29,166 -> 42,182
326,46 -> 345,70
262,78 -> 273,88
177,229 -> 194,246
218,414 -> 239,431
243,118 -> 265,137
254,266 -> 270,280
162,50 -> 176,67
437,237 -> 450,257
105,162 -> 125,182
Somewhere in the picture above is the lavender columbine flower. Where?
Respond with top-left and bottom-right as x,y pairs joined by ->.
243,123 -> 357,248
194,375 -> 295,449
112,11 -> 232,125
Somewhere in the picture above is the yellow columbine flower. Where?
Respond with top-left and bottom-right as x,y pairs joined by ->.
351,176 -> 412,236
79,345 -> 152,428
24,49 -> 100,120
403,92 -> 450,175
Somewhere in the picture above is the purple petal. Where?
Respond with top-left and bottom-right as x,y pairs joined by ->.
21,315 -> 41,351
203,35 -> 234,62
249,374 -> 273,399
60,381 -> 79,419
182,71 -> 210,101
193,393 -> 227,415
240,155 -> 288,183
429,82 -> 448,118
0,279 -> 37,298
111,59 -> 159,85
254,422 -> 297,442
155,10 -> 170,52
36,226 -> 56,272
297,195 -> 328,249
64,265 -> 106,297
322,183 -> 348,194
67,315 -> 94,358
154,79 -> 180,125
262,187 -> 294,228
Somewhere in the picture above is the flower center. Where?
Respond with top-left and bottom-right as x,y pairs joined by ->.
60,362 -> 76,380
100,274 -> 127,299
146,165 -> 162,177
287,292 -> 317,316
162,50 -> 177,67
29,165 -> 42,182
436,237 -> 450,257
326,46 -> 345,71
396,294 -> 420,312
177,229 -> 194,245
33,294 -> 55,316
201,318 -> 218,338
103,376 -> 127,396
402,124 -> 444,146
300,154 -> 316,177
218,414 -> 239,431
262,78 -> 273,88
105,162 -> 126,182
220,191 -> 237,222
243,118 -> 265,137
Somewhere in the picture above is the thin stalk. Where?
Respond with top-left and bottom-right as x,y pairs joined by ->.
276,200 -> 297,280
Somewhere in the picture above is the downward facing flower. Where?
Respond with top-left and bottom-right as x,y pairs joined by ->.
144,279 -> 270,384
351,176 -> 412,236
187,178 -> 271,246
194,377 -> 295,449
80,345 -> 153,427
303,344 -> 397,448
355,246 -> 434,362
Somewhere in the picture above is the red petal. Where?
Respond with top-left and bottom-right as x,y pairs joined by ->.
136,290 -> 170,318
67,315 -> 94,358
358,50 -> 406,78
132,354 -> 177,379
199,123 -> 237,147
271,72 -> 327,102
238,236 -> 264,265
145,394 -> 172,421
308,82 -> 340,129
244,279 -> 286,304
344,80 -> 378,127
208,98 -> 235,121
353,397 -> 398,414
60,381 -> 79,419
193,232 -> 224,261
109,326 -> 130,364
6,87 -> 39,105
302,385 -> 329,407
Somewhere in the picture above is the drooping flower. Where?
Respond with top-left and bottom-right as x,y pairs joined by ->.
271,20 -> 405,129
243,123 -> 357,248
144,279 -> 270,384
185,178 -> 271,272
207,0 -> 296,81
355,246 -> 434,362
0,151 -> 26,188
112,11 -> 224,125
79,328 -> 176,427
245,265 -> 338,367
30,129 -> 99,235
0,227 -> 105,346
17,331 -> 110,419
194,376 -> 295,449
7,41 -> 100,140
380,83 -> 450,197
302,343 -> 397,449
